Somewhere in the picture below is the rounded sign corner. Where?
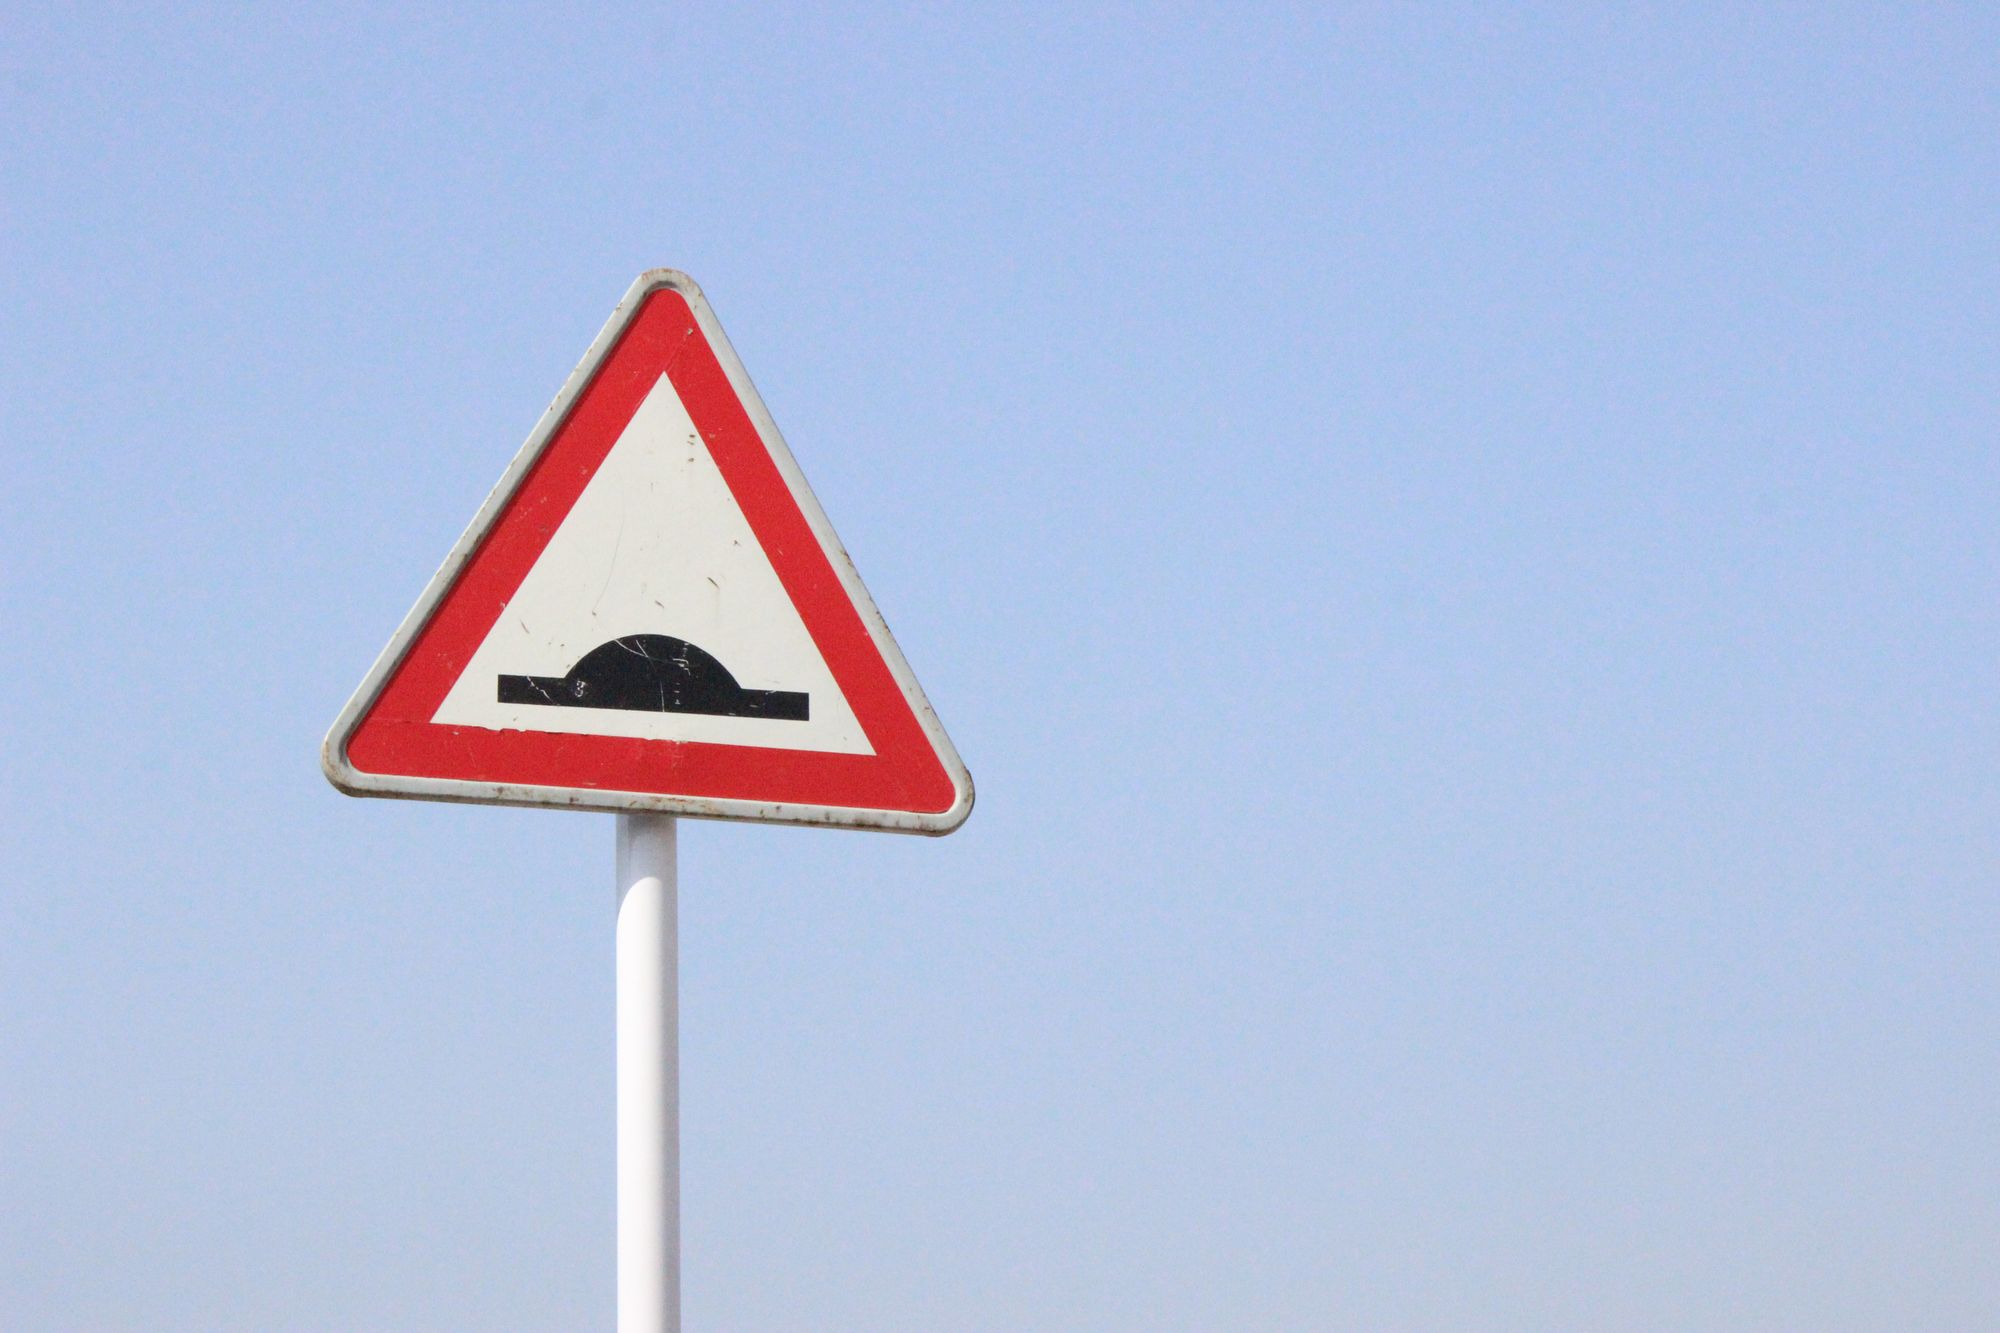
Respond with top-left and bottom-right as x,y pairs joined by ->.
631,268 -> 704,308
911,772 -> 976,837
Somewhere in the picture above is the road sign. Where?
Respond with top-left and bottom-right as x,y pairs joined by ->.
322,270 -> 973,834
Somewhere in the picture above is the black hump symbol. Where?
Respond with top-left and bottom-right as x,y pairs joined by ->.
498,635 -> 809,720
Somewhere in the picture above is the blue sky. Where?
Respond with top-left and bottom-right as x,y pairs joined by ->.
3,5 -> 1996,1329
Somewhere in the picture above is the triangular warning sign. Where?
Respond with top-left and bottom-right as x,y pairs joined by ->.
323,271 -> 972,833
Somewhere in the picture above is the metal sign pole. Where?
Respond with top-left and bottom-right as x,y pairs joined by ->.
616,813 -> 680,1333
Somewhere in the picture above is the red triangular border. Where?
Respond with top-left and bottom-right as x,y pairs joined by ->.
337,284 -> 961,821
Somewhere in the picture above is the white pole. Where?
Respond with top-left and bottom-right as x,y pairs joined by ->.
616,813 -> 679,1333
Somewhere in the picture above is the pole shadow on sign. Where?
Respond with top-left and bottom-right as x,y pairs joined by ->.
499,634 -> 810,720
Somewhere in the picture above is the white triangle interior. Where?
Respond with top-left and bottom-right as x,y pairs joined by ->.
431,374 -> 873,755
